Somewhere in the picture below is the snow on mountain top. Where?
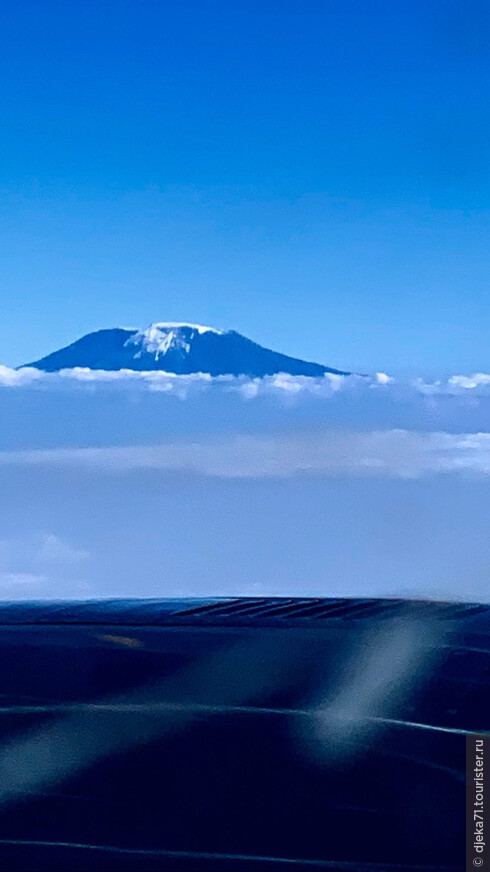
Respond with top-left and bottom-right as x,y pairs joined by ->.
124,322 -> 224,359
115,322 -> 222,337
148,322 -> 223,335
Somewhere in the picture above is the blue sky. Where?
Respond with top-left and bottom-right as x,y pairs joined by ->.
1,0 -> 489,373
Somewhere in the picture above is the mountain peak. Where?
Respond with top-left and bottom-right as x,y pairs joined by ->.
24,322 -> 350,378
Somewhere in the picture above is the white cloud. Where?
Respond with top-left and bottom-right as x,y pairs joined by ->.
447,373 -> 490,390
0,533 -> 91,600
413,374 -> 490,395
374,372 -> 395,385
0,429 -> 490,479
3,364 -> 490,399
0,365 -> 43,387
36,533 -> 89,565
235,371 -> 357,400
0,366 -> 218,392
0,572 -> 46,588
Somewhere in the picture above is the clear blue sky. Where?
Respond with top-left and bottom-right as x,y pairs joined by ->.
1,0 -> 489,374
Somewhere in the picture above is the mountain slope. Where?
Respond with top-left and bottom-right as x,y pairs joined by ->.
24,322 -> 350,378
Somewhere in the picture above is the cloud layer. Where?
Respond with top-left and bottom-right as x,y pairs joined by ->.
0,367 -> 490,479
0,429 -> 489,480
1,368 -> 489,603
3,365 -> 490,396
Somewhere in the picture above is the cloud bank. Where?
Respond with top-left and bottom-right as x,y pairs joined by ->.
2,365 -> 490,396
0,429 -> 489,480
0,366 -> 490,478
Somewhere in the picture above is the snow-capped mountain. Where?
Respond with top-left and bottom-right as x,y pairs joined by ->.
25,322 -> 350,377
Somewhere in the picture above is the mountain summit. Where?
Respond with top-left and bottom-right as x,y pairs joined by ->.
25,322 -> 349,377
